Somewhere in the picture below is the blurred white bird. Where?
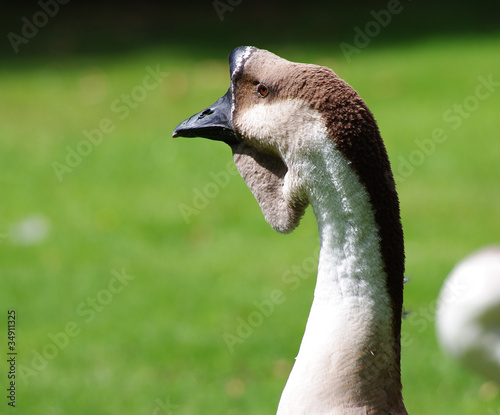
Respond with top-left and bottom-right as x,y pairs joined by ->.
436,246 -> 500,383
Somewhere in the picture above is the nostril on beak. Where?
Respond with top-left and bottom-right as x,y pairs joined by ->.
198,108 -> 214,120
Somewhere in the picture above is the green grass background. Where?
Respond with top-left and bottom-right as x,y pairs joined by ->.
1,34 -> 500,414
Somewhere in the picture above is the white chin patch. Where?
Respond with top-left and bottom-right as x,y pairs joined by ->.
235,98 -> 328,157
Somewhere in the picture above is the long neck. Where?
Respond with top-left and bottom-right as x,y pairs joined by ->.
277,144 -> 406,414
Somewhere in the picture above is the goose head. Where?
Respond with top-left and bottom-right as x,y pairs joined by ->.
174,46 -> 353,161
173,46 -> 403,289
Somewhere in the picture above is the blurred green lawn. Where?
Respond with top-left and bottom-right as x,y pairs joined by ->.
1,34 -> 500,414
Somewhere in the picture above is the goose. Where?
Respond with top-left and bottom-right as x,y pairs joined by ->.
436,246 -> 500,385
173,46 -> 408,414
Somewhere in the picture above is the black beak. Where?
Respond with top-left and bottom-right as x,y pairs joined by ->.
172,88 -> 238,145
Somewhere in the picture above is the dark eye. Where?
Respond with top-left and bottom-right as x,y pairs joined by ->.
256,83 -> 269,97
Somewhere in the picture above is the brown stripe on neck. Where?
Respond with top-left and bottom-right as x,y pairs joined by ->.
314,69 -> 405,357
318,74 -> 405,341
324,74 -> 406,398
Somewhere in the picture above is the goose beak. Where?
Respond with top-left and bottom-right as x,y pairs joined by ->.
172,88 -> 238,145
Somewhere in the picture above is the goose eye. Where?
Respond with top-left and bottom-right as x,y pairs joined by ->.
256,83 -> 269,97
